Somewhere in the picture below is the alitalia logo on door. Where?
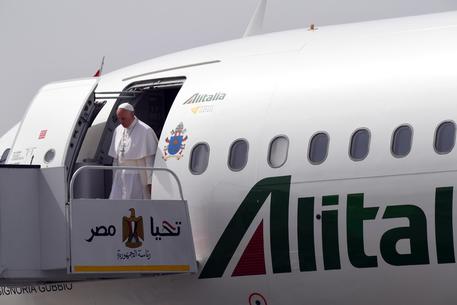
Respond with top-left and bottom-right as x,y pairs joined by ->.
183,93 -> 226,105
199,176 -> 455,279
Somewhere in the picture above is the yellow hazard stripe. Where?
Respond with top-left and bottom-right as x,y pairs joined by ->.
73,265 -> 190,273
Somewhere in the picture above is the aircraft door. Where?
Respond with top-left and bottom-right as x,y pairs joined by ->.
9,78 -> 101,176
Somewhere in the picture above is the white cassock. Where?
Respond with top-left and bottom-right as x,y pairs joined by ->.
108,117 -> 158,199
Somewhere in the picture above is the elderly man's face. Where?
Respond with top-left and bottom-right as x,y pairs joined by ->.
116,108 -> 135,128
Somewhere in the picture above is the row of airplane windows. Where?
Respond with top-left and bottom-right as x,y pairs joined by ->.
188,121 -> 456,175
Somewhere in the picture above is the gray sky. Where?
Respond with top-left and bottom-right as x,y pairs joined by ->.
1,0 -> 457,135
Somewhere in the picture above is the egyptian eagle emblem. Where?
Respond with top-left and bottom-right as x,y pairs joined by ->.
122,208 -> 144,248
163,122 -> 188,161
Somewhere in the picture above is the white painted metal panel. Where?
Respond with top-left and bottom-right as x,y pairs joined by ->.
0,167 -> 41,272
39,167 -> 67,269
9,78 -> 98,167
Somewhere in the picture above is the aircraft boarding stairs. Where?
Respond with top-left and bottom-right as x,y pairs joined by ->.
0,165 -> 197,285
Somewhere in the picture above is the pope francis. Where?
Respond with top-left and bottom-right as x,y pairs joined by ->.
108,103 -> 158,199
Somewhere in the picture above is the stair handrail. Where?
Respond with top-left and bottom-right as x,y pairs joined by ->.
68,165 -> 184,203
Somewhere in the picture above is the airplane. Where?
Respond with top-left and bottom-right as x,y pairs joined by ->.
1,1 -> 457,304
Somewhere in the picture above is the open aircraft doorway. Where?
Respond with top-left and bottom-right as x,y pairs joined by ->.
74,77 -> 186,200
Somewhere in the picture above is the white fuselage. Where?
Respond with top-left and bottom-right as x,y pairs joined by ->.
2,10 -> 457,305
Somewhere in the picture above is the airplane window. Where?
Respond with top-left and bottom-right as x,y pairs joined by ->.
435,121 -> 456,154
350,129 -> 370,161
268,136 -> 289,168
391,125 -> 413,157
0,148 -> 10,164
189,143 -> 210,175
309,133 -> 329,164
228,139 -> 249,171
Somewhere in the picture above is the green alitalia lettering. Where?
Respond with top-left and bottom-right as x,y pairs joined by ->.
201,175 -> 457,279
435,187 -> 455,264
297,197 -> 316,271
322,195 -> 340,270
347,193 -> 379,268
380,205 -> 429,266
322,195 -> 338,206
199,176 -> 291,279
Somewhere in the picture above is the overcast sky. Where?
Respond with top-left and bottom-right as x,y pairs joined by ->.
1,0 -> 457,135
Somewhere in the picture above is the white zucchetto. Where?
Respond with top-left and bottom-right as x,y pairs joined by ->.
118,102 -> 134,112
